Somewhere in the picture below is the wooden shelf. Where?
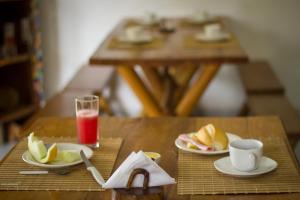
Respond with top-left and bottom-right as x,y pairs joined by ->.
0,54 -> 30,68
0,104 -> 36,123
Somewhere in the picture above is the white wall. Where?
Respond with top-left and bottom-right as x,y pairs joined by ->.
41,0 -> 300,112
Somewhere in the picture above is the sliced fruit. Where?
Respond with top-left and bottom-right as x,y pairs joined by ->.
28,132 -> 47,161
40,143 -> 58,163
27,132 -> 58,163
144,152 -> 160,160
55,150 -> 81,163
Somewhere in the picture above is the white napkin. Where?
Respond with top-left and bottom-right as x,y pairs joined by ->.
103,151 -> 176,189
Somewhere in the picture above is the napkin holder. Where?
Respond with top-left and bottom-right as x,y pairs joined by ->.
112,168 -> 164,200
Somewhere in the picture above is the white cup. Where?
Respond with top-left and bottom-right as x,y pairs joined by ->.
204,23 -> 222,38
229,139 -> 263,172
125,26 -> 144,40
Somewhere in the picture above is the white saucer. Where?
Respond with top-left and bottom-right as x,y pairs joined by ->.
118,34 -> 153,44
195,31 -> 231,42
187,16 -> 215,24
22,143 -> 93,169
175,133 -> 241,155
214,156 -> 278,177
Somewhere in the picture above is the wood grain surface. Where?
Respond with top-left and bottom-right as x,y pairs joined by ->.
1,116 -> 299,200
89,18 -> 248,66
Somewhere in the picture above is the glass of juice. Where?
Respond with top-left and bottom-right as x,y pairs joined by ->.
75,95 -> 99,148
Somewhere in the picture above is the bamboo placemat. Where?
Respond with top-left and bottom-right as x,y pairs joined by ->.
0,137 -> 122,191
108,37 -> 162,50
184,34 -> 237,49
178,136 -> 300,195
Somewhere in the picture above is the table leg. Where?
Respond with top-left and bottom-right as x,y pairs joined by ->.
170,65 -> 198,106
175,63 -> 220,116
141,67 -> 164,102
161,68 -> 177,115
117,66 -> 163,117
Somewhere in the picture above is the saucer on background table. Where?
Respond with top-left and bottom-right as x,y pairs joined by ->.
187,16 -> 215,24
175,133 -> 241,155
117,34 -> 153,44
214,156 -> 278,177
22,143 -> 93,169
195,31 -> 231,42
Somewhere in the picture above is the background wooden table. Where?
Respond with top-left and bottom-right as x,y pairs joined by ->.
89,18 -> 249,117
1,116 -> 299,200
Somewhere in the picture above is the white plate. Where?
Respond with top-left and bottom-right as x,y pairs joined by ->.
187,16 -> 214,24
175,133 -> 241,155
214,156 -> 278,177
118,34 -> 153,44
195,31 -> 231,42
22,143 -> 93,169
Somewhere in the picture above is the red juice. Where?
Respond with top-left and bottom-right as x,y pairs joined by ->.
76,109 -> 99,145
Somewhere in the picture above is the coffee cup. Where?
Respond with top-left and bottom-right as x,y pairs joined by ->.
229,139 -> 263,172
125,26 -> 144,40
203,23 -> 222,38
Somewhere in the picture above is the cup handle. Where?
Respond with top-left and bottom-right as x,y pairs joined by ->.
248,153 -> 257,170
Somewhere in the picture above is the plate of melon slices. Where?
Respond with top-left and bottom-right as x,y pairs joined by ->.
22,133 -> 93,168
175,124 -> 241,155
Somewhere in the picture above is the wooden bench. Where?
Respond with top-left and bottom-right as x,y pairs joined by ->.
24,66 -> 115,129
247,95 -> 300,147
64,65 -> 114,91
238,61 -> 285,94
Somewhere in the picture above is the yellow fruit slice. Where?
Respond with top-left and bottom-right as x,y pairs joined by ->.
40,143 -> 58,163
144,152 -> 161,160
27,132 -> 58,164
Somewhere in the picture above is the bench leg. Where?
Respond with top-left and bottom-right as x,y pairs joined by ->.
175,63 -> 220,116
117,65 -> 163,117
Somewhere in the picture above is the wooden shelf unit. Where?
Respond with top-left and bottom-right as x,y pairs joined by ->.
0,0 -> 42,142
0,104 -> 35,123
0,54 -> 30,68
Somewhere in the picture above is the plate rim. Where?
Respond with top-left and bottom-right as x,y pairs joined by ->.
175,132 -> 241,155
214,156 -> 278,177
118,34 -> 153,44
22,143 -> 93,169
195,31 -> 231,42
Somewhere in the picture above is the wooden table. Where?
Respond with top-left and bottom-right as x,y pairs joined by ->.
1,116 -> 299,199
89,18 -> 248,116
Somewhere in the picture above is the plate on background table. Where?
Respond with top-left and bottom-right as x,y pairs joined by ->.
214,156 -> 278,177
117,34 -> 153,44
175,133 -> 241,155
22,143 -> 93,169
195,31 -> 231,42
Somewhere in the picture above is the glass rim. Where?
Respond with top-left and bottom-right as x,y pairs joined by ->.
75,95 -> 99,102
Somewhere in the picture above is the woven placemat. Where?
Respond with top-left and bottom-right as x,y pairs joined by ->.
184,34 -> 237,49
108,37 -> 162,50
0,137 -> 122,191
178,136 -> 300,195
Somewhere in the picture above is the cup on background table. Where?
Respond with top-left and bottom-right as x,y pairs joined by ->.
125,26 -> 144,41
229,139 -> 263,172
203,23 -> 222,38
75,95 -> 100,148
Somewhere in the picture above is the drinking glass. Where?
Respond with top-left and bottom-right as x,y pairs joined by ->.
75,95 -> 99,148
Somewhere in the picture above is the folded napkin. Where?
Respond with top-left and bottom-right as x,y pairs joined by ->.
103,151 -> 176,188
